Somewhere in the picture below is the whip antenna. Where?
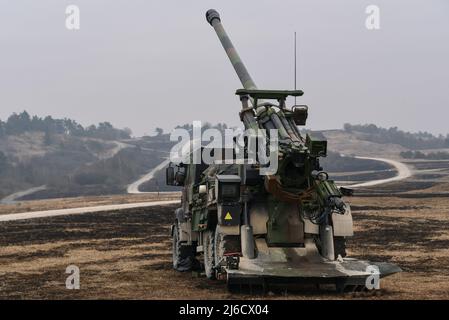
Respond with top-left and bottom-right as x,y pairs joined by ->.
294,31 -> 297,105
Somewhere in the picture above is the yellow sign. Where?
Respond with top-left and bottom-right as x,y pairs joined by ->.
224,212 -> 232,220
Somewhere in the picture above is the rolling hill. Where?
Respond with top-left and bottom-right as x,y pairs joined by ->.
1,112 -> 448,201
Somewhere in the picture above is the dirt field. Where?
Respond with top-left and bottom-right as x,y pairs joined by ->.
0,192 -> 180,215
1,189 -> 449,299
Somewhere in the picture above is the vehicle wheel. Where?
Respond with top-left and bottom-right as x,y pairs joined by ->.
214,225 -> 241,268
334,236 -> 347,259
172,222 -> 194,272
203,229 -> 216,279
314,235 -> 347,260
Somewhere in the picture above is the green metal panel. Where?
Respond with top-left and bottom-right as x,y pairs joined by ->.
306,133 -> 327,157
266,196 -> 304,246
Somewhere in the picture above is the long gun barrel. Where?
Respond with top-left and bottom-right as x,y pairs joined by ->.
206,9 -> 263,132
206,9 -> 304,144
206,9 -> 258,90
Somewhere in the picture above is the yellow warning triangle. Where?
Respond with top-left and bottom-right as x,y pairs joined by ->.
224,212 -> 232,220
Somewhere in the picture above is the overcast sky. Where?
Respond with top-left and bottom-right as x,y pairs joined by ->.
0,0 -> 448,136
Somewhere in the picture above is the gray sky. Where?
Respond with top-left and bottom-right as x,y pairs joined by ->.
0,0 -> 448,136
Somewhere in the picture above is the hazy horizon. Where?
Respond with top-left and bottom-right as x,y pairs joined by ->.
1,0 -> 448,136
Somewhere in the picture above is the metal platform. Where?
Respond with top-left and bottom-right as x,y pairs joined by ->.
225,239 -> 401,291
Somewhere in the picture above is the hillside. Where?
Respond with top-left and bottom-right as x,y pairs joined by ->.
2,112 -> 448,200
0,112 -> 173,201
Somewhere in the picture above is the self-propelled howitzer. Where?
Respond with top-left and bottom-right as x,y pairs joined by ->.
165,9 -> 401,292
207,9 -> 344,242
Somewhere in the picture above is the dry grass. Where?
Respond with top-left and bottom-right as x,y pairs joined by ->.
1,188 -> 449,300
0,192 -> 181,215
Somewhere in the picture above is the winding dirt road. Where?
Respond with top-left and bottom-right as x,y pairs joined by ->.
345,156 -> 412,188
126,138 -> 195,194
0,155 -> 411,222
0,200 -> 180,222
0,185 -> 47,205
126,154 -> 413,193
126,158 -> 171,194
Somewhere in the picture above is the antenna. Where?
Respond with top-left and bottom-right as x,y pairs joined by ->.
294,31 -> 297,105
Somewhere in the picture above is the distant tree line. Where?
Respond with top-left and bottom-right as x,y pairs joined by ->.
142,122 -> 230,142
344,123 -> 449,149
400,150 -> 449,160
174,122 -> 230,133
0,111 -> 131,140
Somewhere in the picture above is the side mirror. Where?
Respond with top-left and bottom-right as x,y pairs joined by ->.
166,166 -> 175,186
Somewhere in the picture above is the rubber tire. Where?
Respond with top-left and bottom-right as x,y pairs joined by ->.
172,222 -> 194,272
214,225 -> 241,268
314,235 -> 347,260
334,236 -> 347,259
203,229 -> 216,279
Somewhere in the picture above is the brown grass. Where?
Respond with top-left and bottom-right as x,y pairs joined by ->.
0,192 -> 181,215
1,190 -> 449,299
